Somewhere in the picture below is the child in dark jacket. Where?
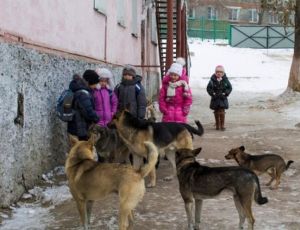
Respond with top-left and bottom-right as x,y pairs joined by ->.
114,65 -> 147,119
67,72 -> 99,140
207,65 -> 232,131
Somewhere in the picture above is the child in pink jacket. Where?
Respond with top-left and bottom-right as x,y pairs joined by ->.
92,68 -> 118,127
159,63 -> 192,123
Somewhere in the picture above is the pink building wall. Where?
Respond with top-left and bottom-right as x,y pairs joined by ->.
0,0 -> 153,66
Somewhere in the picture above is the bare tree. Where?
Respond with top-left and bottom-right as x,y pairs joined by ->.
288,1 -> 300,91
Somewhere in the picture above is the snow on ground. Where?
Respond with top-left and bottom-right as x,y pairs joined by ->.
189,39 -> 293,94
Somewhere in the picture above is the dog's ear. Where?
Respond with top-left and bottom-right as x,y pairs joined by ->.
69,135 -> 79,147
239,146 -> 245,151
88,134 -> 96,147
192,147 -> 202,156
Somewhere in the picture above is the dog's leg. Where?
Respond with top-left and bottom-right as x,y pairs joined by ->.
75,199 -> 88,230
272,168 -> 281,190
127,210 -> 134,230
194,199 -> 203,230
86,200 -> 94,225
266,167 -> 275,187
183,200 -> 194,230
119,208 -> 130,230
147,168 -> 156,188
240,197 -> 255,230
163,148 -> 176,181
233,195 -> 246,229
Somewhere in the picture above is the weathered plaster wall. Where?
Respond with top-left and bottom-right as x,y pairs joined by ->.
0,42 -> 159,207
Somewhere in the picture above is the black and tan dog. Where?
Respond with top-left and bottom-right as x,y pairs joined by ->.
225,146 -> 294,189
65,135 -> 158,230
176,148 -> 268,230
89,125 -> 130,163
109,109 -> 204,187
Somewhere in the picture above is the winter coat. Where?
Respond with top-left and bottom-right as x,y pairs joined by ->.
159,75 -> 192,123
92,87 -> 118,127
114,75 -> 147,119
206,74 -> 232,110
67,79 -> 99,139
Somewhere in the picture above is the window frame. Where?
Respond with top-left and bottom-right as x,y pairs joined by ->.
228,7 -> 240,21
94,0 -> 106,15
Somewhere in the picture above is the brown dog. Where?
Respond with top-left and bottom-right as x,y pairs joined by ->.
225,146 -> 294,189
176,147 -> 268,230
65,135 -> 158,230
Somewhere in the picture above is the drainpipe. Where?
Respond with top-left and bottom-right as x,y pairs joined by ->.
104,15 -> 107,61
166,0 -> 174,70
176,0 -> 182,57
181,4 -> 187,60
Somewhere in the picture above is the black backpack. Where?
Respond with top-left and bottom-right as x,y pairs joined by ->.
56,89 -> 89,122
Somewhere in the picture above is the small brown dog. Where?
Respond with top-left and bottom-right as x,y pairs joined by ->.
65,135 -> 158,230
225,146 -> 294,189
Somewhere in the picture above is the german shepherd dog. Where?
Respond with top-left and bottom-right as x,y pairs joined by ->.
176,148 -> 268,230
65,135 -> 158,230
225,146 -> 294,189
88,125 -> 130,163
109,109 -> 204,187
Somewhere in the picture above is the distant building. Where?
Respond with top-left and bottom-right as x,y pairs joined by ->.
187,0 -> 283,25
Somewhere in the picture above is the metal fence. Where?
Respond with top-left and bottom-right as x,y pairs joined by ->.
188,18 -> 230,41
230,25 -> 294,48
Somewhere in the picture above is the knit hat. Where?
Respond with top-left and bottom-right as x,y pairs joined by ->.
95,68 -> 113,80
176,57 -> 186,66
95,67 -> 114,88
83,69 -> 100,85
215,65 -> 225,72
168,63 -> 183,76
122,65 -> 136,78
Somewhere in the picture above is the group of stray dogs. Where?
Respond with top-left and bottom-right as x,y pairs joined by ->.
65,105 -> 294,230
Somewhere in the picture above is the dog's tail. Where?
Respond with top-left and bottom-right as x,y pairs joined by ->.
286,160 -> 294,170
139,141 -> 159,178
183,120 -> 204,138
254,175 -> 268,205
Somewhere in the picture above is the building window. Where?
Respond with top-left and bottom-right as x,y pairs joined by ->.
131,0 -> 138,36
208,6 -> 217,20
228,8 -> 240,21
188,8 -> 195,19
249,9 -> 258,23
269,11 -> 279,24
117,0 -> 126,27
94,0 -> 106,15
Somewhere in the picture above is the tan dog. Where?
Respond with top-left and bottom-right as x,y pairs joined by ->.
176,148 -> 268,230
225,146 -> 294,189
65,135 -> 158,230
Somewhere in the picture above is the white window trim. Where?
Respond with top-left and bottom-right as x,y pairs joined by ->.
117,0 -> 126,28
131,0 -> 138,37
188,8 -> 195,19
249,9 -> 258,23
228,7 -> 241,21
208,6 -> 217,20
94,0 -> 106,15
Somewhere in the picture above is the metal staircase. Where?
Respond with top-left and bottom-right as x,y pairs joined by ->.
155,0 -> 188,78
